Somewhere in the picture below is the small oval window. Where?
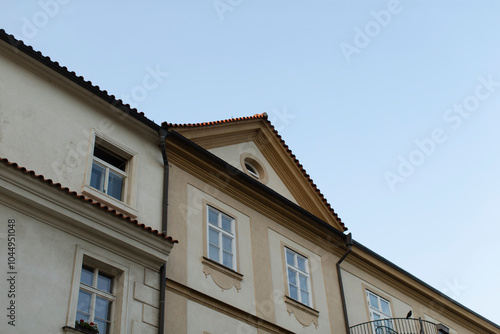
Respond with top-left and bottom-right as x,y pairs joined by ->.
245,161 -> 259,179
241,155 -> 268,184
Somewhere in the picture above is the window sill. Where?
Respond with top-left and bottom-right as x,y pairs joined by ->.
82,185 -> 138,218
284,295 -> 319,327
62,326 -> 97,334
201,256 -> 243,291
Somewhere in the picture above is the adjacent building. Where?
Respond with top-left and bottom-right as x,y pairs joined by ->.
0,29 -> 498,334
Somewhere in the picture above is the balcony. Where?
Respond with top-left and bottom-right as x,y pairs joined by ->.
349,318 -> 448,334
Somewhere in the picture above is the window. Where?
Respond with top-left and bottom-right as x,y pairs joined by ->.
76,265 -> 115,334
366,290 -> 393,334
285,247 -> 311,307
207,206 -> 236,270
244,161 -> 259,179
83,134 -> 138,217
90,142 -> 128,201
240,154 -> 268,184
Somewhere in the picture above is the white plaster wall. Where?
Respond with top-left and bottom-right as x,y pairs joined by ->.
0,53 -> 163,230
187,300 -> 258,334
267,228 -> 332,333
186,184 -> 256,316
0,203 -> 156,334
208,141 -> 297,204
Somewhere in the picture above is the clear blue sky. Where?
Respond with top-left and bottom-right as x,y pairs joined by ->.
2,0 -> 500,326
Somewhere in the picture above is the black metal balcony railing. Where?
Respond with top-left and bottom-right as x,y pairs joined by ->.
350,318 -> 440,334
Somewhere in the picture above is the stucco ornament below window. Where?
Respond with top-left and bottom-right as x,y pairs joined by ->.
202,257 -> 243,291
284,296 -> 319,327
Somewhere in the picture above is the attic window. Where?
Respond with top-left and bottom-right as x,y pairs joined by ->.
244,161 -> 259,179
241,155 -> 268,184
90,141 -> 128,201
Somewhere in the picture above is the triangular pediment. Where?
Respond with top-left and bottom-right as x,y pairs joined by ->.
165,114 -> 346,231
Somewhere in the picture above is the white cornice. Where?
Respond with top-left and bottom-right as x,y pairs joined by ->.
0,163 -> 174,268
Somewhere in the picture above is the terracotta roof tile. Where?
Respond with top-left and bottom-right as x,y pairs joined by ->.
0,157 -> 177,243
164,114 -> 346,231
163,113 -> 268,128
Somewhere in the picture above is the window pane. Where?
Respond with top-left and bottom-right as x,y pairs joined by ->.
380,299 -> 390,315
297,255 -> 307,272
223,251 -> 233,268
287,268 -> 297,285
209,228 -> 219,246
94,143 -> 127,171
300,290 -> 309,306
209,244 -> 220,262
97,272 -> 113,293
77,290 -> 92,314
90,162 -> 106,192
373,312 -> 381,320
299,274 -> 308,290
94,318 -> 109,334
76,311 -> 90,323
222,234 -> 232,252
286,249 -> 295,266
245,162 -> 259,178
108,170 -> 124,200
369,293 -> 379,310
289,284 -> 298,300
208,207 -> 219,226
80,266 -> 94,286
221,215 -> 232,233
95,296 -> 111,321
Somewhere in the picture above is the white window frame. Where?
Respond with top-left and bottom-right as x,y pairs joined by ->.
82,130 -> 138,218
366,290 -> 394,334
91,155 -> 128,201
285,247 -> 312,307
90,140 -> 129,202
207,205 -> 236,270
76,265 -> 115,334
67,248 -> 129,334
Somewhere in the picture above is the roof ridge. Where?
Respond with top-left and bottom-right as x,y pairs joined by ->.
0,157 -> 177,242
162,113 -> 268,128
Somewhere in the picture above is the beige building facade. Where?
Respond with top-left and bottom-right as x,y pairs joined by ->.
0,29 -> 499,334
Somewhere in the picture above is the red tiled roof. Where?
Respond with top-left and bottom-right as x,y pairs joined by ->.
0,157 -> 177,243
164,113 -> 346,231
163,113 -> 268,128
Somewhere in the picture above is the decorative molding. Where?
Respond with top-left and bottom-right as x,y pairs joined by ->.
166,278 -> 296,334
284,296 -> 319,327
169,120 -> 344,231
202,256 -> 243,291
167,138 -> 345,254
0,165 -> 172,268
